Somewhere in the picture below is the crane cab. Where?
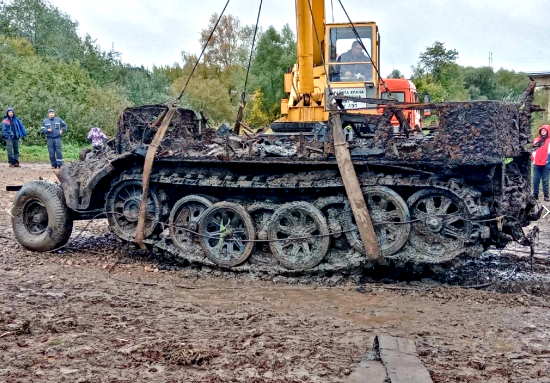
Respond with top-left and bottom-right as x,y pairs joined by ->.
325,22 -> 381,111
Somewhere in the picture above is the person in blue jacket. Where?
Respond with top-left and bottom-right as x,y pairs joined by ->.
2,107 -> 27,167
41,109 -> 67,169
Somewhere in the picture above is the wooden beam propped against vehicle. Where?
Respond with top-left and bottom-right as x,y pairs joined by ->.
135,104 -> 178,248
331,112 -> 381,261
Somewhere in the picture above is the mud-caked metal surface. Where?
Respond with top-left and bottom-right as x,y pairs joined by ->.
49,82 -> 543,273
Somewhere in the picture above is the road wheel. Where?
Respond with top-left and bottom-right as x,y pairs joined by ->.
198,202 -> 255,268
11,181 -> 73,251
105,180 -> 162,241
169,195 -> 213,251
268,201 -> 330,271
407,188 -> 472,263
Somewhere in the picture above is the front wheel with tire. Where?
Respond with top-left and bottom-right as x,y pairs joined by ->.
11,181 -> 73,251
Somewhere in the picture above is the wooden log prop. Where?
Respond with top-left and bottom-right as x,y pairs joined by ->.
135,105 -> 178,248
331,113 -> 381,261
346,335 -> 434,383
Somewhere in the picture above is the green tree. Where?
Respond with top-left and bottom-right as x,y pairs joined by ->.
245,89 -> 271,128
172,73 -> 233,123
418,41 -> 459,77
412,41 -> 467,102
387,69 -> 404,79
0,35 -> 128,144
249,24 -> 296,118
200,14 -> 252,70
463,66 -> 496,100
0,0 -> 82,61
117,65 -> 170,105
494,69 -> 529,101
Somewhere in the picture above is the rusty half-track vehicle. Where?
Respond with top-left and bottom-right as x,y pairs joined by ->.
10,82 -> 542,273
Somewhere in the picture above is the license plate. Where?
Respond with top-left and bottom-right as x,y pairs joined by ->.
332,88 -> 367,110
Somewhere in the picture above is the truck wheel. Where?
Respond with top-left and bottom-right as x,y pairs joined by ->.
11,181 -> 73,252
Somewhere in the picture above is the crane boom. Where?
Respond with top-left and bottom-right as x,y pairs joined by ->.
295,0 -> 325,95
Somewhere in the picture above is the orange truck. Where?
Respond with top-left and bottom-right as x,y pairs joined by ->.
380,78 -> 422,131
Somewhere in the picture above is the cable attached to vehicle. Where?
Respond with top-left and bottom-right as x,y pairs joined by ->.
176,0 -> 231,101
233,0 -> 263,134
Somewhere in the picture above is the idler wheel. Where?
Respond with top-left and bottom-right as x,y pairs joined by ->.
345,186 -> 411,257
106,180 -> 161,241
407,188 -> 472,262
268,201 -> 329,271
198,202 -> 255,268
169,195 -> 213,251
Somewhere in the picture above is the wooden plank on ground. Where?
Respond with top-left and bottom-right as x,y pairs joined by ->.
345,335 -> 433,383
376,335 -> 433,383
346,359 -> 387,383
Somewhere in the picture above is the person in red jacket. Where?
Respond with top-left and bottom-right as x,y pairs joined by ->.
532,125 -> 550,201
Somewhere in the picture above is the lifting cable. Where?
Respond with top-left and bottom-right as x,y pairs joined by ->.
234,0 -> 263,133
176,0 -> 231,101
137,0 -> 231,249
335,0 -> 386,89
305,0 -> 334,99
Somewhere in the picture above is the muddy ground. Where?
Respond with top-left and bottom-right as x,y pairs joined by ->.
0,163 -> 549,383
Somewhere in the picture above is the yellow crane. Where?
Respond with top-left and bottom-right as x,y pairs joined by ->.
273,0 -> 381,131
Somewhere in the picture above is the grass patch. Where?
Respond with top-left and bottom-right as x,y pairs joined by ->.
0,142 -> 84,163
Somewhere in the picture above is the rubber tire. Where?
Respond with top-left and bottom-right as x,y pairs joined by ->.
11,181 -> 73,252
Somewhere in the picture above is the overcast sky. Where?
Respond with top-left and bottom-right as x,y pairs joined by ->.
49,0 -> 549,77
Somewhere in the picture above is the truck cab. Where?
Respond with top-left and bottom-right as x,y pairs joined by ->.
381,78 -> 422,131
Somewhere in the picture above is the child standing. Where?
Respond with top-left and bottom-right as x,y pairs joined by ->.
87,127 -> 108,150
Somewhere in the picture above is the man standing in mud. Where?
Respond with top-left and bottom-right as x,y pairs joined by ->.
2,107 -> 26,167
41,109 -> 67,169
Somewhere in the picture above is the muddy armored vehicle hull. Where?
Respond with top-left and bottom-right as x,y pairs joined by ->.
11,83 -> 542,273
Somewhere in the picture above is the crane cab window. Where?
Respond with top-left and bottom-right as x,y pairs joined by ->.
329,26 -> 373,83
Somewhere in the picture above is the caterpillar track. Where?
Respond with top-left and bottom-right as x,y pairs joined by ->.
141,169 -> 490,272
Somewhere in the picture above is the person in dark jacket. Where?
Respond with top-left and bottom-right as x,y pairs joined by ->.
41,109 -> 67,169
2,107 -> 27,167
335,40 -> 371,81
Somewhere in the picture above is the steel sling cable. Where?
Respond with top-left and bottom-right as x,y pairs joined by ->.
176,0 -> 231,101
234,0 -> 263,131
242,0 -> 263,101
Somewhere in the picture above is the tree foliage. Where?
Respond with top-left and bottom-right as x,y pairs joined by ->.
249,25 -> 296,119
412,41 -> 529,103
0,35 -> 128,144
388,69 -> 404,79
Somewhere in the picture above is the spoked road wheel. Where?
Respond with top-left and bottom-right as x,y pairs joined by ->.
198,202 -> 255,268
407,188 -> 472,263
169,195 -> 213,251
106,180 -> 162,242
268,202 -> 330,271
11,181 -> 73,251
345,186 -> 411,257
